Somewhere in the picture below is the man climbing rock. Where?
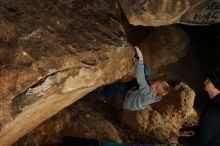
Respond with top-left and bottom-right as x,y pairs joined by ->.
168,78 -> 220,146
96,46 -> 169,110
123,46 -> 169,110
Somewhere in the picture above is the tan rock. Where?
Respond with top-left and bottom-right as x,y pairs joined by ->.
14,102 -> 122,146
119,0 -> 220,26
119,0 -> 190,26
139,25 -> 189,73
0,0 -> 134,145
138,25 -> 207,90
180,0 -> 220,25
122,82 -> 198,142
0,20 -> 16,42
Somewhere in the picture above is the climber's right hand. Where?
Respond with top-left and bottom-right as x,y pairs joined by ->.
134,46 -> 143,61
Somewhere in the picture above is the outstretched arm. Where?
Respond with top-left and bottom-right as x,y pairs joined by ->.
134,46 -> 149,89
136,61 -> 148,88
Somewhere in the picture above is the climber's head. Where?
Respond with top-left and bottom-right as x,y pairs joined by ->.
150,80 -> 169,97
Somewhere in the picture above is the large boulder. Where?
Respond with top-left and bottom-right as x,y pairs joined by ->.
139,25 -> 189,72
122,82 -> 198,142
139,25 -> 214,90
119,0 -> 220,26
14,102 -> 122,146
180,0 -> 220,25
119,0 -> 190,26
0,0 -> 134,145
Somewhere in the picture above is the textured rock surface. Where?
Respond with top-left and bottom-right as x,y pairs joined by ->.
122,82 -> 198,142
180,0 -> 220,25
119,0 -> 190,26
119,0 -> 220,26
12,83 -> 199,145
139,25 -> 189,72
0,0 -> 134,145
138,25 -> 215,90
14,102 -> 122,146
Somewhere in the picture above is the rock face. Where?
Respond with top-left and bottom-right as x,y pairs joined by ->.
180,0 -> 220,25
14,101 -> 122,146
119,0 -> 190,26
0,0 -> 134,145
138,25 -> 215,90
119,0 -> 220,26
13,83 -> 198,145
139,25 -> 189,72
122,82 -> 198,142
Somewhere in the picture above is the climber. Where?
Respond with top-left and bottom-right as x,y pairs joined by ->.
96,46 -> 169,109
168,78 -> 220,146
123,46 -> 169,111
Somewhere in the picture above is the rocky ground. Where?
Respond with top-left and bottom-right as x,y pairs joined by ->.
14,81 -> 199,146
0,0 -> 134,145
0,0 -> 219,145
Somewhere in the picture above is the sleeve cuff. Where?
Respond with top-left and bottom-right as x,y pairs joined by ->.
136,60 -> 144,64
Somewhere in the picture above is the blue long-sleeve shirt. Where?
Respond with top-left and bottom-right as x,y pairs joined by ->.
123,60 -> 161,111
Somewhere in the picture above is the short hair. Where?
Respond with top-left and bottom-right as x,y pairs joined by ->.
155,80 -> 169,97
